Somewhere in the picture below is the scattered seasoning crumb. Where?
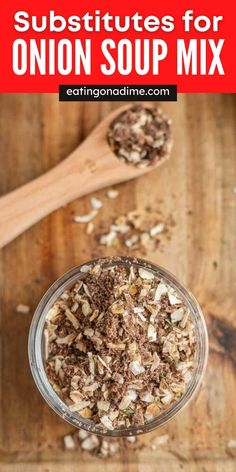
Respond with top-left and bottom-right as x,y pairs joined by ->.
73,192 -> 174,257
64,434 -> 75,450
126,435 -> 137,443
227,439 -> 236,457
227,439 -> 236,448
82,434 -> 100,451
150,434 -> 169,447
107,105 -> 172,168
63,429 -> 138,458
86,222 -> 94,235
73,197 -> 103,225
91,197 -> 103,210
45,259 -> 196,433
16,304 -> 30,314
73,210 -> 98,224
107,189 -> 119,199
150,223 -> 165,237
99,231 -> 117,247
97,209 -> 173,253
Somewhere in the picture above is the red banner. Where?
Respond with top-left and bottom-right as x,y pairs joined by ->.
0,0 -> 235,93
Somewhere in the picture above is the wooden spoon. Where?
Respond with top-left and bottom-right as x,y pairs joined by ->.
0,103 -> 172,248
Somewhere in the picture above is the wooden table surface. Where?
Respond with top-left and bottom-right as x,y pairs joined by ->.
0,94 -> 236,472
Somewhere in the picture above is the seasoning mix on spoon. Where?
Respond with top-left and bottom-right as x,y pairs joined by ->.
107,105 -> 172,168
45,261 -> 196,432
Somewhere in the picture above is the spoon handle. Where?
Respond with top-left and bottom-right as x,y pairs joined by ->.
0,103 -> 164,249
0,139 -> 143,249
0,150 -> 99,249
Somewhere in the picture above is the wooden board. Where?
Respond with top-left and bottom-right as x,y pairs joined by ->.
0,94 -> 236,472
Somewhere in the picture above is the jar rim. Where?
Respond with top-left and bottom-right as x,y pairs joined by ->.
28,256 -> 208,437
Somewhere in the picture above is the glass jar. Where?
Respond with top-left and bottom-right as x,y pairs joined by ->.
28,256 -> 208,437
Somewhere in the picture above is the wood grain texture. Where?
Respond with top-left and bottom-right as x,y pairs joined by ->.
0,94 -> 236,471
